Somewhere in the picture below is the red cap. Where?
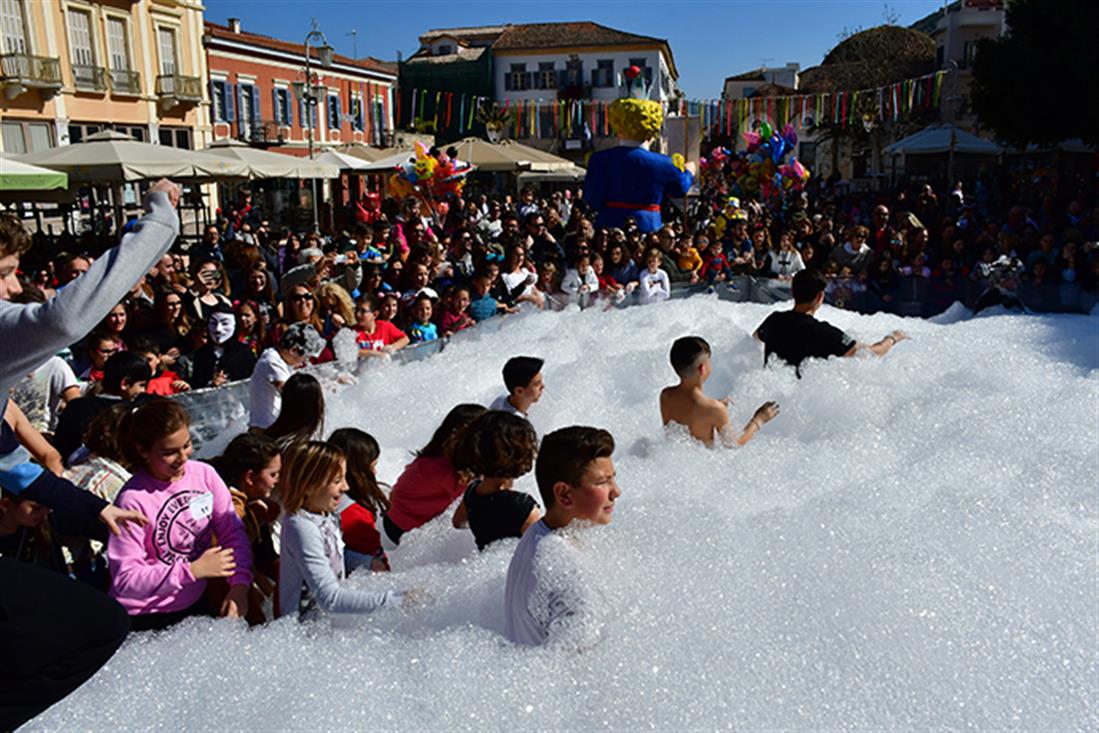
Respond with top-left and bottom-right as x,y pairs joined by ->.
625,65 -> 641,80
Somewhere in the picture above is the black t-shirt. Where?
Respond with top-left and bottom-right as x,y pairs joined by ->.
463,480 -> 537,551
755,310 -> 856,376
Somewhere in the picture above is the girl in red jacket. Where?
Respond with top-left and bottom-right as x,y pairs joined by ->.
329,428 -> 390,573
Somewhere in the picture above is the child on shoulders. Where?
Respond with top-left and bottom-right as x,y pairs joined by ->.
107,399 -> 252,631
504,426 -> 620,647
659,336 -> 779,448
451,411 -> 540,551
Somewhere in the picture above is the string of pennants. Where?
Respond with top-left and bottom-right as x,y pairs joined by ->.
395,70 -> 946,138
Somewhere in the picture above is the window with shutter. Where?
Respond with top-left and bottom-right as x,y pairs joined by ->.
211,80 -> 226,122
0,0 -> 27,55
157,28 -> 177,76
67,9 -> 94,66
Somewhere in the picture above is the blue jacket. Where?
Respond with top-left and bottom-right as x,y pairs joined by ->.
583,146 -> 693,233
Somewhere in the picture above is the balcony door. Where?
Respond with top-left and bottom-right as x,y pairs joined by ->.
106,17 -> 130,77
157,27 -> 176,77
0,0 -> 27,55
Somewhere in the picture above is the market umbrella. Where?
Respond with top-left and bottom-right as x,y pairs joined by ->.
517,165 -> 587,183
341,143 -> 414,163
205,139 -> 340,179
0,152 -> 67,190
884,124 -> 1003,156
447,137 -> 575,172
357,149 -> 418,172
18,130 -> 249,182
314,149 -> 375,172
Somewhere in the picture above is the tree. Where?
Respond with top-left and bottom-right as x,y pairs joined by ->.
971,0 -> 1099,147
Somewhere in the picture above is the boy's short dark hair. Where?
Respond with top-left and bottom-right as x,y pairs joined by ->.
356,292 -> 378,311
502,356 -> 543,393
791,269 -> 828,304
451,411 -> 537,478
535,426 -> 615,508
102,351 -> 152,394
670,336 -> 711,378
129,336 -> 160,357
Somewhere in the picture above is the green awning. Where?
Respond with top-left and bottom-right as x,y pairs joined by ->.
0,152 -> 68,191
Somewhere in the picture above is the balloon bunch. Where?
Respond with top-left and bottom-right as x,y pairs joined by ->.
699,121 -> 812,212
387,142 -> 475,223
737,122 -> 810,204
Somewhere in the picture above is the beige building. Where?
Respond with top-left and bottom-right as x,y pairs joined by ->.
0,0 -> 209,154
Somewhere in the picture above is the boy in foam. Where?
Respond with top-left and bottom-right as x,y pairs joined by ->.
660,336 -> 779,447
489,356 -> 544,420
504,426 -> 620,647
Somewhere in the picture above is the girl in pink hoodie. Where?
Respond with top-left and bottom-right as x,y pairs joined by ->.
107,399 -> 252,631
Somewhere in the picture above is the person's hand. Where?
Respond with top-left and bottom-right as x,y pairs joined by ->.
401,587 -> 432,610
171,379 -> 191,392
163,347 -> 181,366
331,313 -> 346,329
149,179 -> 182,207
689,274 -> 699,285
211,370 -> 228,388
99,505 -> 148,536
889,329 -> 908,343
370,555 -> 390,573
190,547 -> 235,579
684,161 -> 698,176
721,396 -> 735,407
751,401 -> 780,427
220,584 -> 249,618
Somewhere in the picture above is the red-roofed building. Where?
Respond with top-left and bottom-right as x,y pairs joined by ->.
203,18 -> 397,151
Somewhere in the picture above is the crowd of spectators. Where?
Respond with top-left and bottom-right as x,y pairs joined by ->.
10,167 -> 1098,436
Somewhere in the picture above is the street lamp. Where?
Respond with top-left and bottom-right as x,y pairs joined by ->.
297,18 -> 334,233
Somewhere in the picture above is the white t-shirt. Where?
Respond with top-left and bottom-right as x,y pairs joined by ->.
638,268 -> 671,304
489,393 -> 525,418
503,520 -> 602,648
10,355 -> 78,433
249,347 -> 291,428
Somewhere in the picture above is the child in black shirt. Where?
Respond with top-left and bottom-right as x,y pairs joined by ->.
450,411 -> 540,551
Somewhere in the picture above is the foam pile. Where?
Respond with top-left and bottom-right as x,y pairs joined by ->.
30,298 -> 1099,731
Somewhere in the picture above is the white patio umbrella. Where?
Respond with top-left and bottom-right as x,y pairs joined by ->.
18,130 -> 249,182
205,139 -> 339,179
314,149 -> 374,172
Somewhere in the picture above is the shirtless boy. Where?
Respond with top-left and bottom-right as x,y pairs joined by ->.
660,336 -> 779,447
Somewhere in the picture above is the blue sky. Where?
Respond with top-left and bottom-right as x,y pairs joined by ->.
207,0 -> 944,99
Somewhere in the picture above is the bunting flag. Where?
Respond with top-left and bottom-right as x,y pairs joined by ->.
391,71 -> 946,143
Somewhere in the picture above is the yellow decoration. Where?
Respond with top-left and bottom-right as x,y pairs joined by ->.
608,98 -> 663,142
671,153 -> 686,172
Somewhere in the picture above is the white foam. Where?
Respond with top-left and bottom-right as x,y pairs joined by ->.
28,299 -> 1099,731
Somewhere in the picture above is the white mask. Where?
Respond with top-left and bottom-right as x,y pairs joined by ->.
208,313 -> 236,344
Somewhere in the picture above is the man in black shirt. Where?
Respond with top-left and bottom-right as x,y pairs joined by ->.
754,269 -> 906,376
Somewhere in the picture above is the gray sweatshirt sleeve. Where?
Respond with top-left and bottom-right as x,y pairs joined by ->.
0,191 -> 179,401
282,513 -> 397,616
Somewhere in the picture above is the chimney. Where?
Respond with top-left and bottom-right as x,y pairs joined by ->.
228,18 -> 241,34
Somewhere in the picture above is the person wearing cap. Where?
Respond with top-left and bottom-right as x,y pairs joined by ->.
583,66 -> 695,234
248,322 -> 325,430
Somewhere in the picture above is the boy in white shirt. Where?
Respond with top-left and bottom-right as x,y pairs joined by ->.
637,249 -> 671,304
248,322 -> 324,429
489,356 -> 544,419
504,426 -> 620,647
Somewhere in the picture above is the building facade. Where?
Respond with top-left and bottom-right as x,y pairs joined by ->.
0,0 -> 208,154
722,63 -> 800,101
400,22 -> 680,157
204,18 -> 396,152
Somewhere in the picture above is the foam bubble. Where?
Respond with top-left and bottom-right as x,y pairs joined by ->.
28,299 -> 1099,731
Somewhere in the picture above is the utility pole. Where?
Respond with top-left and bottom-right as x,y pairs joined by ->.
347,29 -> 358,59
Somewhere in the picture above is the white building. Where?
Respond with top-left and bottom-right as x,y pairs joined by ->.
722,63 -> 800,101
911,0 -> 1006,72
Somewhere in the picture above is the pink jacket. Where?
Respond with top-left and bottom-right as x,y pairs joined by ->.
107,460 -> 253,616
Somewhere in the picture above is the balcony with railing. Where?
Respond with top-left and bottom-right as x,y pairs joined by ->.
109,68 -> 142,96
235,119 -> 287,146
156,73 -> 202,108
72,63 -> 107,93
0,53 -> 62,98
